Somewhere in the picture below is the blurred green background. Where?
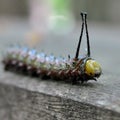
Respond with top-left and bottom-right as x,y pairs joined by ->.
0,0 -> 120,22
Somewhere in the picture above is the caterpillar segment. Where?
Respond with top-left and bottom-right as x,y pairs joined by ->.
2,47 -> 101,83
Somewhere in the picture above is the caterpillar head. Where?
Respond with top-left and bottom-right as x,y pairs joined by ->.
74,12 -> 102,80
85,59 -> 102,78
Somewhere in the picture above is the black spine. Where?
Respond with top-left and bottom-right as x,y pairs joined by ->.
75,12 -> 91,59
75,13 -> 84,60
84,13 -> 91,57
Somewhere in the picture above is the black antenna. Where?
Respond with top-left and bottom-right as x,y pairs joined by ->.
75,12 -> 91,60
84,13 -> 91,57
75,12 -> 84,60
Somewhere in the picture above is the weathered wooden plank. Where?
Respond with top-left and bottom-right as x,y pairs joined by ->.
0,83 -> 120,120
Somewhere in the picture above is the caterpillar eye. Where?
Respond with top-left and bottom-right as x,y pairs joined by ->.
85,59 -> 102,78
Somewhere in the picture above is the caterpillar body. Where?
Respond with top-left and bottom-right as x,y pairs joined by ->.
2,12 -> 102,84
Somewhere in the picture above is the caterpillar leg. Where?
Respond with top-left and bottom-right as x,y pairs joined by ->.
4,63 -> 10,71
70,76 -> 79,85
27,66 -> 39,77
4,60 -> 17,71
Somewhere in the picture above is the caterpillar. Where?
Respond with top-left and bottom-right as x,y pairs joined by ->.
2,12 -> 102,84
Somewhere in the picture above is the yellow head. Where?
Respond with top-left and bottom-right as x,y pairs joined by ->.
85,59 -> 102,78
